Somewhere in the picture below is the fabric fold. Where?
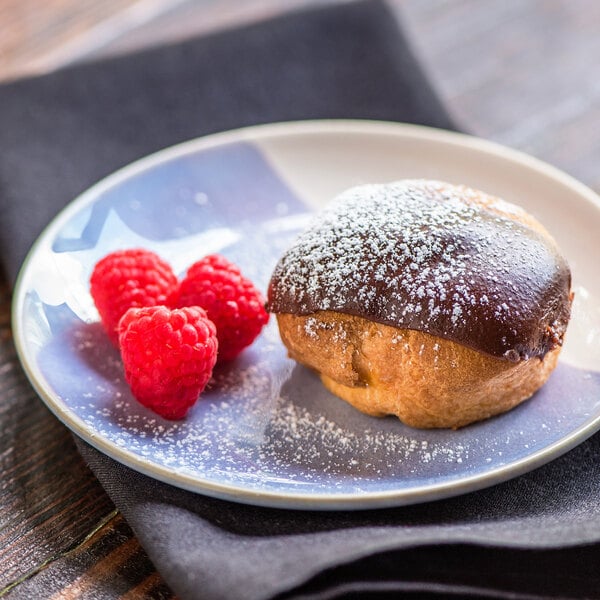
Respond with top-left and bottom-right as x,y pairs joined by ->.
0,0 -> 455,285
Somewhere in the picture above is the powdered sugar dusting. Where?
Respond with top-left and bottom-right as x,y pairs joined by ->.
264,400 -> 468,477
65,320 -> 472,491
272,181 -> 489,321
269,180 -> 570,360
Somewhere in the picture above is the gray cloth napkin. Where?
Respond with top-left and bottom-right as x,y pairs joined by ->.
2,1 -> 600,598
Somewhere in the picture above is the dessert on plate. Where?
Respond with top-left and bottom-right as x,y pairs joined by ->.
267,180 -> 573,428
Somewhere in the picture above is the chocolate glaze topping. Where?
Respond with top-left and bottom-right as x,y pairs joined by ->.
267,180 -> 572,361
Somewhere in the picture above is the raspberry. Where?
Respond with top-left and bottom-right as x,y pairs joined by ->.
176,254 -> 269,361
118,305 -> 218,419
90,248 -> 178,345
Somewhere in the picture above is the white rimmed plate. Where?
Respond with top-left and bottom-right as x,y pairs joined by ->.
12,120 -> 600,510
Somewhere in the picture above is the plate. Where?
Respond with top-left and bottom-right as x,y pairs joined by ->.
12,120 -> 600,510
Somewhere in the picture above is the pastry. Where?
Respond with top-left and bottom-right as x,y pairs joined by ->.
267,180 -> 572,428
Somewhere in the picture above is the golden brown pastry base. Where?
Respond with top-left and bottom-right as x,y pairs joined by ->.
276,311 -> 560,429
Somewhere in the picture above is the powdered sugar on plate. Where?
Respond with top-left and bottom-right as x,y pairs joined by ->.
65,317 -> 473,492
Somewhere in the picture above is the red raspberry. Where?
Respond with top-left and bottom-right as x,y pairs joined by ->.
90,248 -> 178,345
118,305 -> 218,419
176,254 -> 269,361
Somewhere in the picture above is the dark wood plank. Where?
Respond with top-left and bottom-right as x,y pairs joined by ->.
8,513 -> 174,599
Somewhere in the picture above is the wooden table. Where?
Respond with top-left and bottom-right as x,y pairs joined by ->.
1,1 -> 599,597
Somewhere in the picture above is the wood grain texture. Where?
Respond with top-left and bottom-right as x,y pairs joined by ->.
398,0 -> 600,191
14,514 -> 173,599
0,0 -> 139,80
0,0 -> 598,597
